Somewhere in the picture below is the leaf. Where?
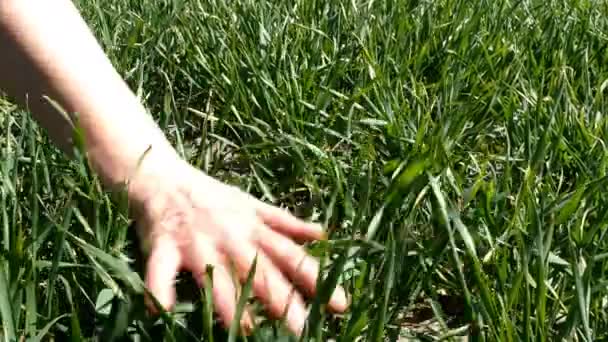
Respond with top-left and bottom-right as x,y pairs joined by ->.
252,166 -> 276,203
555,187 -> 585,225
0,261 -> 15,342
365,204 -> 385,241
285,134 -> 327,159
451,211 -> 478,259
67,232 -> 144,293
201,266 -> 215,342
228,254 -> 257,342
358,118 -> 388,127
47,203 -> 74,316
306,248 -> 350,340
370,232 -> 395,342
95,288 -> 115,316
30,314 -> 69,342
572,251 -> 592,341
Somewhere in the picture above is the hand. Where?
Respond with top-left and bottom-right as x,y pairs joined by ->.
127,155 -> 349,335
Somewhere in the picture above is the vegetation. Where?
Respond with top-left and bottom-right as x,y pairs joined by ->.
2,0 -> 608,340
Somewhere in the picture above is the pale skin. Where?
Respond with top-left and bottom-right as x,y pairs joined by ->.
0,0 -> 348,336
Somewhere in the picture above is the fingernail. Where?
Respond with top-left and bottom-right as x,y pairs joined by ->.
286,303 -> 308,336
308,223 -> 328,240
331,287 -> 349,312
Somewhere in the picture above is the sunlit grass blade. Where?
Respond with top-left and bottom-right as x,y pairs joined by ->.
0,261 -> 16,342
66,231 -> 144,293
369,231 -> 395,342
228,254 -> 257,342
46,202 -> 74,316
201,265 -> 215,342
305,247 -> 350,340
30,314 -> 69,342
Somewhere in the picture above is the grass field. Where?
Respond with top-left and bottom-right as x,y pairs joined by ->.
2,0 -> 608,340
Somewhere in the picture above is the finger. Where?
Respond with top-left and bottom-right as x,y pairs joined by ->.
144,236 -> 182,314
256,226 -> 349,313
230,244 -> 308,336
186,237 -> 254,334
255,202 -> 326,242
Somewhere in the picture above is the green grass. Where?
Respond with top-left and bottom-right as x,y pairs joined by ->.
2,0 -> 608,340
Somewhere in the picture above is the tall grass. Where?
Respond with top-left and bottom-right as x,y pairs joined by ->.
2,0 -> 608,340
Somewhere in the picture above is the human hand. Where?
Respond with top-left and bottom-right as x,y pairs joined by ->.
126,155 -> 349,335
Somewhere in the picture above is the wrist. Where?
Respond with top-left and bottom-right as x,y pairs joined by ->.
91,138 -> 180,196
79,107 -> 181,202
122,145 -> 186,202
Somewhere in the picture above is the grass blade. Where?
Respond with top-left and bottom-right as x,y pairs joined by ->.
0,261 -> 16,342
228,254 -> 257,342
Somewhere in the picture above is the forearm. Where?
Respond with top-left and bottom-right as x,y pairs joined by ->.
0,0 -> 177,195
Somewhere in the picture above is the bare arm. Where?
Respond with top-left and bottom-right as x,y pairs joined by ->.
0,0 -> 176,197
